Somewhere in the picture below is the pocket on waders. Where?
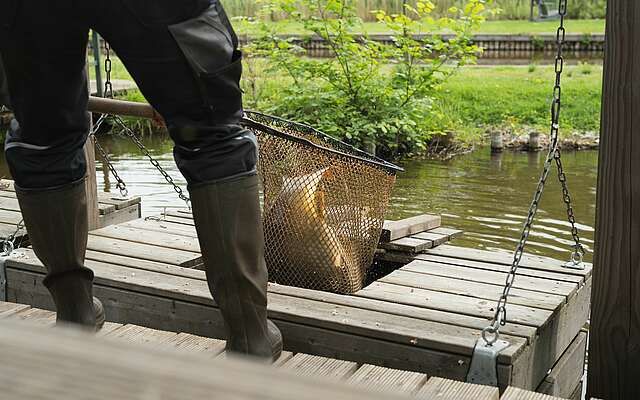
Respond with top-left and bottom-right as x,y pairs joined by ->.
168,3 -> 243,121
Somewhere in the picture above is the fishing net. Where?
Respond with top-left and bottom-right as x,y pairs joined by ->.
242,112 -> 401,294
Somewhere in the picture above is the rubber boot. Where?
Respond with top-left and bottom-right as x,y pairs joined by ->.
190,174 -> 283,362
16,179 -> 104,331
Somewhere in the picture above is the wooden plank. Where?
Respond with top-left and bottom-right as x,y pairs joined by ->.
0,196 -> 20,212
357,281 -> 552,328
0,302 -> 30,318
501,387 -> 565,400
86,234 -> 201,267
3,262 -> 521,382
281,354 -> 358,380
429,227 -> 464,240
0,319 -> 414,400
166,332 -> 226,356
97,193 -> 141,209
15,307 -> 56,326
425,245 -> 591,278
90,224 -> 201,253
124,218 -> 198,237
381,269 -> 565,311
106,324 -> 179,347
402,260 -> 577,297
98,202 -> 116,215
97,204 -> 140,228
346,364 -> 428,395
416,377 -> 499,400
83,249 -> 204,280
5,250 -> 525,360
379,237 -> 434,253
54,248 -> 539,343
536,331 -> 587,398
411,231 -> 449,247
98,322 -> 125,336
508,277 -> 591,390
416,254 -> 585,284
380,215 -> 441,242
0,208 -> 24,225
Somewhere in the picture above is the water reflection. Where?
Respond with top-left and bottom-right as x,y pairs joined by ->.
388,148 -> 597,262
0,132 -> 597,263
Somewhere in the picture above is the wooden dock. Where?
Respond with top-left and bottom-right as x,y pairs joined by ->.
2,208 -> 589,397
0,179 -> 141,244
0,301 -> 572,400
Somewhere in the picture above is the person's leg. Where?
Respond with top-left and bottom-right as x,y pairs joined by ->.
0,1 -> 103,330
94,0 -> 281,360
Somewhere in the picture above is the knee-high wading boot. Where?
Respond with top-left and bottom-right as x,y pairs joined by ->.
190,174 -> 283,362
16,179 -> 104,331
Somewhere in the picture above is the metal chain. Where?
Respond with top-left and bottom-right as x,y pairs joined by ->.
1,219 -> 24,256
482,0 -> 581,345
103,41 -> 113,99
97,40 -> 189,207
91,115 -> 129,197
111,115 -> 191,209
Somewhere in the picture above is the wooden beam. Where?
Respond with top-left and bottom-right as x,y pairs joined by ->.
586,0 -> 640,398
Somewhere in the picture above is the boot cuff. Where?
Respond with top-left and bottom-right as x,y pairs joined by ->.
42,267 -> 94,290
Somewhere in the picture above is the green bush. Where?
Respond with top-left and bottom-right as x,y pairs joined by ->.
241,0 -> 491,157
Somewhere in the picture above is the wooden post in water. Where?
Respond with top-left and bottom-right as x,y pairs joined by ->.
587,0 -> 640,398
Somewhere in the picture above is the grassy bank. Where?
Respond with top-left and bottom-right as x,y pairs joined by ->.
96,58 -> 602,144
433,64 -> 602,135
235,18 -> 605,35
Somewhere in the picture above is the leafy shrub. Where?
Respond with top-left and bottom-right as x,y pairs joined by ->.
241,0 -> 492,157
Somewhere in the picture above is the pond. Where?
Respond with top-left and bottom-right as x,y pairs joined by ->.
0,132 -> 597,263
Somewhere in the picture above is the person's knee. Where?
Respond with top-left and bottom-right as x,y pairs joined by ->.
172,124 -> 258,186
5,120 -> 87,189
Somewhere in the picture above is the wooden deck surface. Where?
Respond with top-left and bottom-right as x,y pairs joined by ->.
3,208 -> 590,392
0,301 -> 569,400
0,179 -> 141,242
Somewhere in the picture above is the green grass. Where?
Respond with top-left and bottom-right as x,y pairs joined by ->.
234,18 -> 605,35
434,64 -> 602,133
94,55 -> 602,136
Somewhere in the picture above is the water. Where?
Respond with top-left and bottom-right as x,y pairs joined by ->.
22,133 -> 597,263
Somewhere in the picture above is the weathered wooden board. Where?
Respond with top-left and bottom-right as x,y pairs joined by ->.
86,234 -> 201,267
4,250 -> 524,382
0,319 -> 417,400
347,365 -> 428,395
379,237 -> 436,253
381,215 -> 441,242
402,260 -> 577,297
424,246 -> 591,278
4,235 -> 589,392
501,387 -> 565,400
416,377 -> 499,400
536,331 -> 587,398
91,224 -> 201,253
98,203 -> 141,228
281,354 -> 358,380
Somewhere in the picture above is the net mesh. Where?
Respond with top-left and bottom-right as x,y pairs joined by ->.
243,112 -> 399,294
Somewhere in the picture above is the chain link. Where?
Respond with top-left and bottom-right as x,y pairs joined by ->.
97,40 -> 190,208
103,41 -> 113,99
111,116 -> 191,209
2,219 -> 25,256
91,115 -> 129,197
482,0 -> 581,345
